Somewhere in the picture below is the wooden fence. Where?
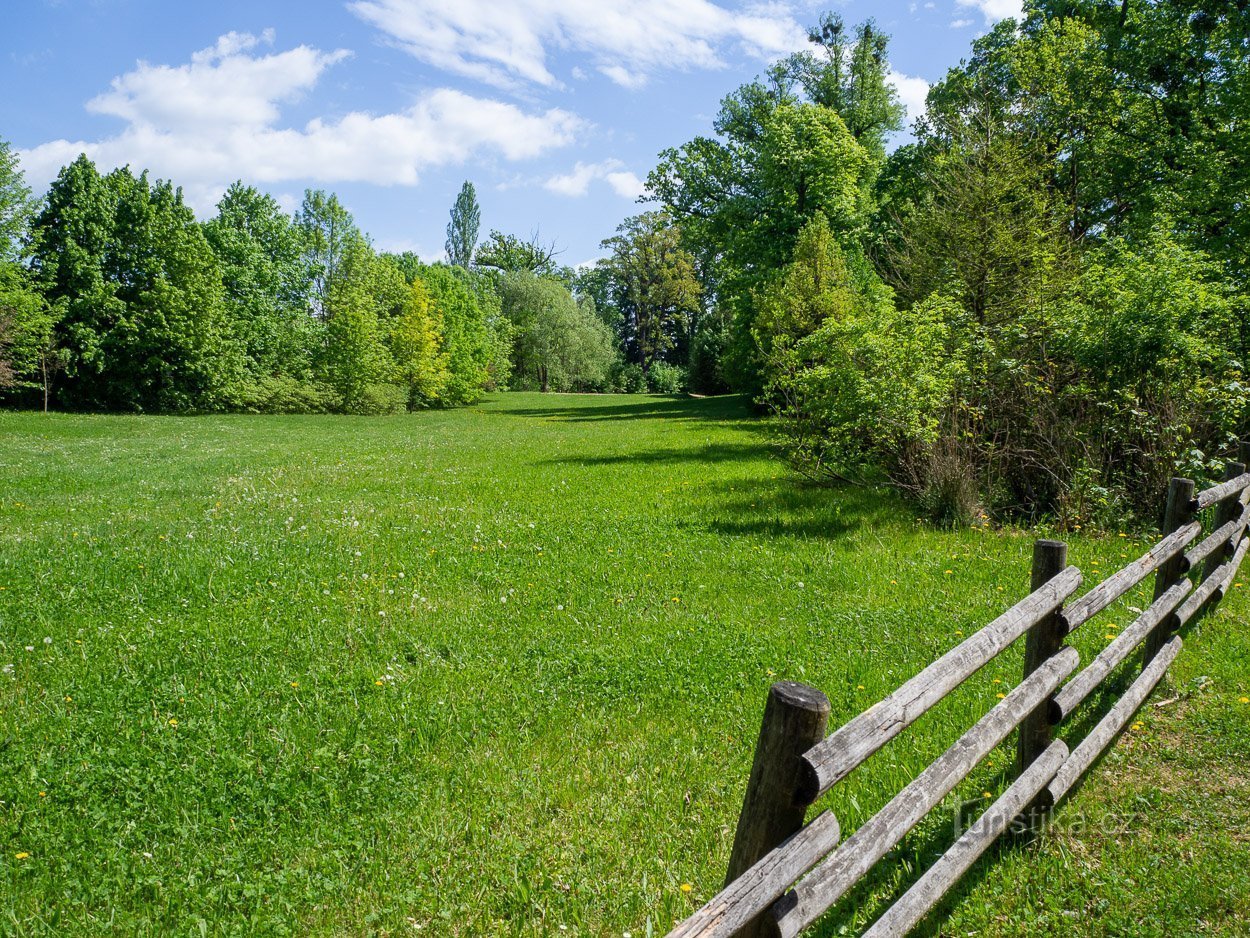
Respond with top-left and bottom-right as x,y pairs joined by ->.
669,443 -> 1250,938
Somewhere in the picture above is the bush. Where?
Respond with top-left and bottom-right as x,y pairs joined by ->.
612,362 -> 647,393
344,382 -> 407,415
646,361 -> 687,394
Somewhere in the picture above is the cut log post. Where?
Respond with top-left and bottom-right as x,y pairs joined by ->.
1144,478 -> 1194,665
1201,459 -> 1247,586
1015,540 -> 1068,828
722,682 -> 830,937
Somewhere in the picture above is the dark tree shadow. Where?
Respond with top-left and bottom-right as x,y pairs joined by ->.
485,393 -> 755,424
696,476 -> 906,540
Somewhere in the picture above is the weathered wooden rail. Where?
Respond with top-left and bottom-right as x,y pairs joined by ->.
669,443 -> 1250,938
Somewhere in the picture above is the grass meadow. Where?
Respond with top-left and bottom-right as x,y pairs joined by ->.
2,393 -> 1248,937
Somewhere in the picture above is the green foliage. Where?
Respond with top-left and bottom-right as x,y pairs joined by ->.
444,180 -> 480,268
296,189 -> 361,319
499,272 -> 617,392
0,137 -> 35,263
204,183 -> 319,394
646,15 -> 901,392
0,263 -> 58,399
762,216 -> 961,489
474,230 -> 561,276
415,264 -> 497,405
389,275 -> 449,408
31,158 -> 237,412
598,213 -> 701,370
644,360 -> 687,395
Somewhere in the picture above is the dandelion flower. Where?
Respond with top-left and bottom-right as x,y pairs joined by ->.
15,852 -> 29,860
1240,697 -> 1249,704
375,680 -> 384,686
680,883 -> 693,894
982,792 -> 992,799
290,681 -> 299,688
995,693 -> 1005,700
168,718 -> 178,726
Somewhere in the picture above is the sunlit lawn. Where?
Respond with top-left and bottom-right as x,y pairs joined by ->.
1,393 -> 1247,936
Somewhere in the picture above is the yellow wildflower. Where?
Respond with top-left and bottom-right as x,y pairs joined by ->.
15,852 -> 30,860
680,883 -> 693,894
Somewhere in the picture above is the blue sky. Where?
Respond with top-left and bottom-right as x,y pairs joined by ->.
3,0 -> 1018,265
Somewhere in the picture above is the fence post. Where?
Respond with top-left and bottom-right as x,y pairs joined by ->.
1144,477 -> 1195,664
1016,539 -> 1068,827
1201,456 -> 1248,585
723,681 -> 829,932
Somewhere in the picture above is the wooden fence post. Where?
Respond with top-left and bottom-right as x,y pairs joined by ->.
1144,477 -> 1195,664
723,682 -> 829,934
1201,456 -> 1247,584
1016,540 -> 1068,825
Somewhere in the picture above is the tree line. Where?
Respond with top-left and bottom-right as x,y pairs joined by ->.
0,154 -> 704,414
644,0 -> 1249,525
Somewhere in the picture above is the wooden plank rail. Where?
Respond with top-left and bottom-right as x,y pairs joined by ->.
665,447 -> 1250,938
767,648 -> 1080,938
797,567 -> 1082,803
1191,472 -> 1250,512
1060,522 -> 1199,633
1185,505 -> 1247,570
858,740 -> 1070,938
1048,636 -> 1183,803
1175,536 -> 1249,626
670,812 -> 842,938
1051,579 -> 1191,722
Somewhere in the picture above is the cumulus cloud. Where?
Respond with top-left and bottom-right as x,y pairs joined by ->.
956,0 -> 1023,22
887,68 -> 930,125
347,0 -> 810,90
18,31 -> 586,214
544,160 -> 645,199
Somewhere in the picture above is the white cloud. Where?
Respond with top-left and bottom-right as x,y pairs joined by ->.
17,32 -> 586,215
955,0 -> 1023,22
887,68 -> 930,125
950,18 -> 974,29
543,160 -> 645,199
347,0 -> 810,90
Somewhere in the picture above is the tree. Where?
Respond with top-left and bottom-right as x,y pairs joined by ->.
0,138 -> 35,263
498,272 -> 616,392
599,213 -> 701,371
31,158 -> 236,411
416,264 -> 497,404
646,16 -> 901,392
762,215 -> 960,492
475,230 -> 562,276
444,181 -> 481,268
296,190 -> 360,319
389,275 -> 448,407
318,234 -> 399,413
204,183 -> 318,403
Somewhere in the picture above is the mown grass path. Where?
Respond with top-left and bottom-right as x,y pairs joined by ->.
1,394 -> 1247,936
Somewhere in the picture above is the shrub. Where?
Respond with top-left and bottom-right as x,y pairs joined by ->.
646,361 -> 687,394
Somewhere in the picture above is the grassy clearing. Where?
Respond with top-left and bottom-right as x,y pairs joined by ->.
1,393 -> 1247,937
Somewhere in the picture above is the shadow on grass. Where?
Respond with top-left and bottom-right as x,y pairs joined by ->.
697,476 -> 906,540
542,441 -> 767,468
487,393 -> 755,424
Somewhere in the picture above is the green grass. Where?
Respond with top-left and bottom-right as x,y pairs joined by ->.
1,393 -> 1247,937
